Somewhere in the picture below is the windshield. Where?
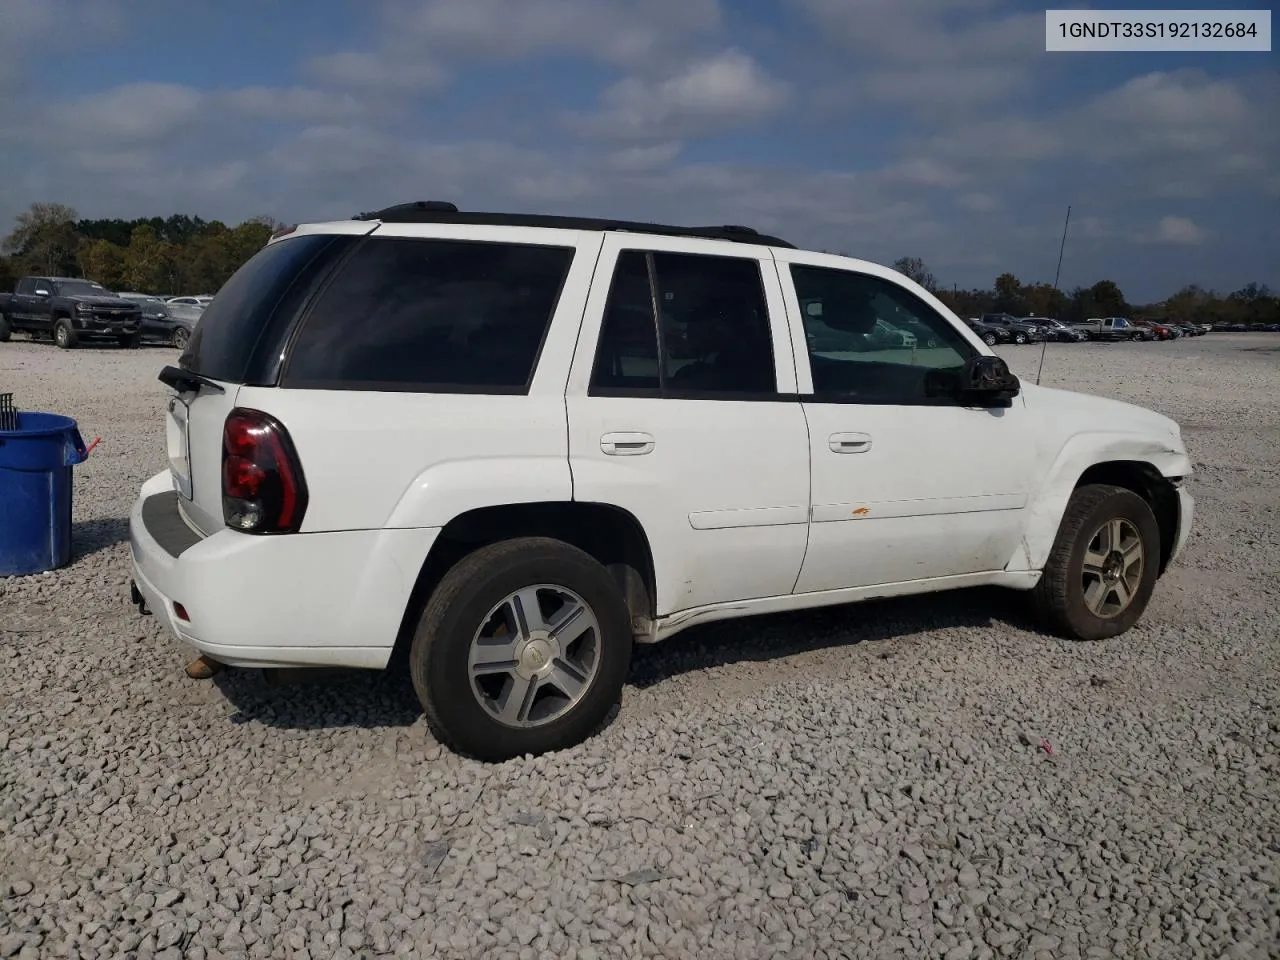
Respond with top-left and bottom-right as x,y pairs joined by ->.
56,280 -> 111,297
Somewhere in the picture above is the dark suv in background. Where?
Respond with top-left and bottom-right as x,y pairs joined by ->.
980,313 -> 1044,344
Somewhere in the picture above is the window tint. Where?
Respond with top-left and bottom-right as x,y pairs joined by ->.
590,250 -> 777,397
16,278 -> 34,295
285,238 -> 574,392
791,265 -> 975,405
590,251 -> 660,390
182,233 -> 341,383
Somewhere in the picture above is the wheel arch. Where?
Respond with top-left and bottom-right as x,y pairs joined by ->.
1010,436 -> 1190,576
390,500 -> 657,668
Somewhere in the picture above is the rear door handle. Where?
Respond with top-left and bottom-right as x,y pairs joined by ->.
829,432 -> 872,454
601,432 -> 654,456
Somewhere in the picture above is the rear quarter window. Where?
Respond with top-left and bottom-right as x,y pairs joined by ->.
181,233 -> 352,384
281,237 -> 575,393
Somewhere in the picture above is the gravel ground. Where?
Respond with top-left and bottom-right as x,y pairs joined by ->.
1,335 -> 1277,960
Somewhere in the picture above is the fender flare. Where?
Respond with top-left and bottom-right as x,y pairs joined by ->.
1006,432 -> 1191,572
383,455 -> 574,529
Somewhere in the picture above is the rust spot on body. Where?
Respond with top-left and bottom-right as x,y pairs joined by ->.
851,506 -> 870,517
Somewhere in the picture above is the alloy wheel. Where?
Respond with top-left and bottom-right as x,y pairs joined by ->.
1081,518 -> 1145,619
467,584 -> 601,728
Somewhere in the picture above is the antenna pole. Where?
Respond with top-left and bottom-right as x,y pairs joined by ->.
1037,204 -> 1072,386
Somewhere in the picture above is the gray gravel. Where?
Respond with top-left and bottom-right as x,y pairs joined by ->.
2,335 -> 1278,960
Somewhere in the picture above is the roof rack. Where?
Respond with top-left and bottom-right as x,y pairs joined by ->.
351,201 -> 794,248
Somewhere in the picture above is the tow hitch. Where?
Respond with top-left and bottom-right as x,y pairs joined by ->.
130,580 -> 151,616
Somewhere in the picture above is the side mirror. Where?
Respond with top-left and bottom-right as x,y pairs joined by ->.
34,288 -> 51,297
959,355 -> 1020,406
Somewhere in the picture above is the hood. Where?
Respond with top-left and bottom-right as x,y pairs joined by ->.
1020,382 -> 1183,444
70,295 -> 140,308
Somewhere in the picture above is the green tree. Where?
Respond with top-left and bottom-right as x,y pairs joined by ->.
993,273 -> 1023,313
1021,283 -> 1068,319
1088,280 -> 1127,316
3,202 -> 80,275
78,238 -> 126,289
120,225 -> 172,292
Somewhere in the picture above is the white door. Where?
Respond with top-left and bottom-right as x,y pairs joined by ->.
566,235 -> 811,616
774,252 -> 1037,593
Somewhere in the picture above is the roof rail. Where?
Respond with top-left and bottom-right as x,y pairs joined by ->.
350,202 -> 793,248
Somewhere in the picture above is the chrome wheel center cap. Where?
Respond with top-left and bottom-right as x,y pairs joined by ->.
516,633 -> 557,679
1103,551 -> 1125,583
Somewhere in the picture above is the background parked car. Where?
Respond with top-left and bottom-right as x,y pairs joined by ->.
1026,317 -> 1086,342
964,317 -> 1014,346
118,292 -> 197,348
980,313 -> 1044,344
1069,317 -> 1148,341
0,275 -> 143,347
1134,319 -> 1178,340
165,295 -> 213,312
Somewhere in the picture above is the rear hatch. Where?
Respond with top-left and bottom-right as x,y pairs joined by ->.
162,226 -> 372,535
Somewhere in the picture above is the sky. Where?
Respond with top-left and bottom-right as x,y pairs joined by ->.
0,0 -> 1276,301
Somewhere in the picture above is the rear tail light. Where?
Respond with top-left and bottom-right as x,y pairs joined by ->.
221,408 -> 308,534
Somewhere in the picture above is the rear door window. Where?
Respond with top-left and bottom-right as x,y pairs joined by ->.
282,237 -> 575,392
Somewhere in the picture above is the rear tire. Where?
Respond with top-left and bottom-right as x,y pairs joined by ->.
409,537 -> 634,761
172,326 -> 190,350
1032,484 -> 1160,641
54,318 -> 78,349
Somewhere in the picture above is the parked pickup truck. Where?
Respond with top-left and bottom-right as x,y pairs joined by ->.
1068,317 -> 1147,342
0,276 -> 143,348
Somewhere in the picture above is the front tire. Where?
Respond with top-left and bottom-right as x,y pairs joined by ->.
982,332 -> 998,346
409,537 -> 634,761
1014,332 -> 1027,344
0,314 -> 10,342
1032,484 -> 1160,641
118,331 -> 142,349
54,318 -> 78,349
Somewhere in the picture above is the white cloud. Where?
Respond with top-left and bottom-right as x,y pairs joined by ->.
1150,216 -> 1205,245
607,142 -> 684,172
304,52 -> 448,93
566,49 -> 790,141
302,0 -> 724,96
48,82 -> 202,142
220,86 -> 367,122
958,193 -> 1001,212
382,0 -> 722,66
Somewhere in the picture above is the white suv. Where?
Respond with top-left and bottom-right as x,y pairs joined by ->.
129,201 -> 1194,761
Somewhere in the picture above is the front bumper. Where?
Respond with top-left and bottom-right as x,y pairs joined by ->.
76,315 -> 140,335
128,471 -> 439,669
1168,486 -> 1194,567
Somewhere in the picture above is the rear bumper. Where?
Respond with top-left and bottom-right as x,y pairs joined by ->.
128,471 -> 439,669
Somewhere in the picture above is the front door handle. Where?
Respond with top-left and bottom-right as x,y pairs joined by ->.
601,432 -> 655,456
829,432 -> 872,454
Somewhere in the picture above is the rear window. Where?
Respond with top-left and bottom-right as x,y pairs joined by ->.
281,237 -> 575,392
181,233 -> 344,384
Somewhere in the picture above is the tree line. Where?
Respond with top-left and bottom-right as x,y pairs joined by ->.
1,203 -> 1274,326
0,202 -> 279,297
891,256 -> 1278,328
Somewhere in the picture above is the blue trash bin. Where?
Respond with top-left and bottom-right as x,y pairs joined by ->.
0,412 -> 89,577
